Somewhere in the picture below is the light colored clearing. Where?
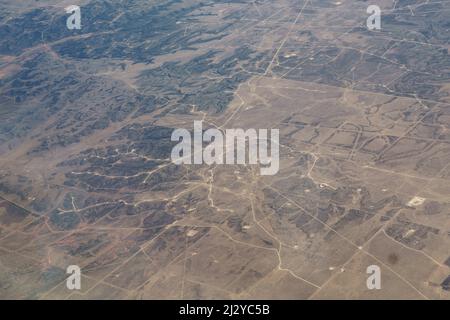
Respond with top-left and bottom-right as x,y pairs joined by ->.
403,229 -> 416,238
95,61 -> 151,91
407,196 -> 426,207
187,230 -> 198,237
0,55 -> 16,63
0,63 -> 20,79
